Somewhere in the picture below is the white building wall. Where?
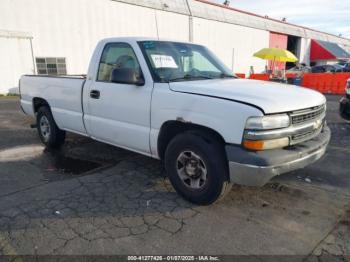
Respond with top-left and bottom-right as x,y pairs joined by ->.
154,10 -> 190,41
342,44 -> 350,54
0,0 -> 350,93
299,38 -> 311,65
0,0 -> 189,93
193,17 -> 269,74
0,34 -> 34,94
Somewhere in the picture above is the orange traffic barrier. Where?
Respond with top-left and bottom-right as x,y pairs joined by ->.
249,74 -> 269,81
235,73 -> 246,78
323,74 -> 333,93
300,72 -> 350,95
286,73 -> 298,79
301,73 -> 315,90
242,72 -> 349,95
333,73 -> 350,94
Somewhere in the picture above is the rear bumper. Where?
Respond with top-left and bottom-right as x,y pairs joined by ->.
225,125 -> 331,186
340,96 -> 350,120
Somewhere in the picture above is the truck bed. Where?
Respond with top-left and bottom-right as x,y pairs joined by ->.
22,74 -> 86,79
20,74 -> 87,135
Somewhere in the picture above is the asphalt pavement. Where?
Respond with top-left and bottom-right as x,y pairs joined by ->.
0,95 -> 349,259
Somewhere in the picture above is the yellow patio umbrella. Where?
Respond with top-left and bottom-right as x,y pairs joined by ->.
253,48 -> 298,63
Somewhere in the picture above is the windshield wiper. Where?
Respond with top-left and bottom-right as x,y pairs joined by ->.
169,74 -> 214,82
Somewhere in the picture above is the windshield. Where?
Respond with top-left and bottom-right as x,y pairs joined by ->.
138,41 -> 235,82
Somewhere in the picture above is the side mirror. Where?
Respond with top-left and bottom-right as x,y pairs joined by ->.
110,68 -> 145,86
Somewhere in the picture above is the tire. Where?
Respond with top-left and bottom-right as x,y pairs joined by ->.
36,106 -> 66,148
340,103 -> 350,121
164,131 -> 232,205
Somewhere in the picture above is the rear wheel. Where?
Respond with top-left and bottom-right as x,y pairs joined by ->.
164,131 -> 232,205
36,106 -> 66,148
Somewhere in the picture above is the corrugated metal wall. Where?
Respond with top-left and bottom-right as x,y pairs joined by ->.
193,17 -> 269,73
0,0 -> 349,93
0,0 -> 193,93
112,0 -> 350,47
0,31 -> 34,93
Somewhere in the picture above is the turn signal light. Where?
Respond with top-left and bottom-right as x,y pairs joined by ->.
243,137 -> 289,151
243,140 -> 265,151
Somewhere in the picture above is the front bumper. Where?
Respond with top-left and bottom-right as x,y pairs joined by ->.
225,125 -> 331,186
340,96 -> 350,120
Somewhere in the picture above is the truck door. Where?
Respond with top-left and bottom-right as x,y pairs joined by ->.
84,42 -> 152,155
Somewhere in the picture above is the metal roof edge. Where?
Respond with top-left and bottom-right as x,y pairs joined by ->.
110,0 -> 350,46
110,0 -> 191,16
0,30 -> 33,39
192,0 -> 350,45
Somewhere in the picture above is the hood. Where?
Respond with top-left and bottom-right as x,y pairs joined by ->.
169,79 -> 326,114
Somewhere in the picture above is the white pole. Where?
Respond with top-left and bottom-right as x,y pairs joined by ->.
154,11 -> 160,40
185,0 -> 193,42
29,38 -> 36,75
232,48 -> 235,72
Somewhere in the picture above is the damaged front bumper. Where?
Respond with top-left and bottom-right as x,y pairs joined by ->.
225,125 -> 331,186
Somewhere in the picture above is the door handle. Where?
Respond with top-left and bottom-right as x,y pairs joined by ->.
90,90 -> 100,99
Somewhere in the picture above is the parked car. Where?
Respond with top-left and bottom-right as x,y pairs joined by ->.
334,62 -> 350,72
335,61 -> 349,67
311,64 -> 343,73
286,65 -> 311,74
340,79 -> 350,120
343,63 -> 350,72
19,37 -> 331,205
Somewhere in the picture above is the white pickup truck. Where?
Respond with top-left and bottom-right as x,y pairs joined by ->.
20,37 -> 330,205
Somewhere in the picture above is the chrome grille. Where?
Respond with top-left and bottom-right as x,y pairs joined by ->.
292,131 -> 315,141
288,104 -> 326,145
291,105 -> 326,125
290,126 -> 322,145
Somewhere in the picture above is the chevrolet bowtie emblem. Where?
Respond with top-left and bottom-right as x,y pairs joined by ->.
313,119 -> 322,130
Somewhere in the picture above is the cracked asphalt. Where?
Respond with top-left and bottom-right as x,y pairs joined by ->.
0,95 -> 349,258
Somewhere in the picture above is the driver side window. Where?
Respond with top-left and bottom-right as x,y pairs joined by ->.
97,43 -> 141,82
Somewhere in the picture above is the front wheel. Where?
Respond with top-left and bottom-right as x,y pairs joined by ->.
340,103 -> 350,121
36,106 -> 66,148
164,131 -> 232,205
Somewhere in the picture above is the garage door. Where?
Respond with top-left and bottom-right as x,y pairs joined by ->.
269,32 -> 288,71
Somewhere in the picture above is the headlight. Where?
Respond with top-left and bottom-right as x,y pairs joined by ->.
243,114 -> 290,150
245,114 -> 290,130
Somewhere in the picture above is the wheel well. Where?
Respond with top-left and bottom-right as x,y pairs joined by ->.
157,121 -> 226,160
33,97 -> 49,113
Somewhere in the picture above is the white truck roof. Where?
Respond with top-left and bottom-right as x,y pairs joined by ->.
98,37 -> 193,44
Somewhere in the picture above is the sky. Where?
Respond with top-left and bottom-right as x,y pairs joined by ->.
211,0 -> 350,39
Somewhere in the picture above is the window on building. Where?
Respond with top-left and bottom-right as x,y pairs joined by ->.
36,57 -> 67,75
